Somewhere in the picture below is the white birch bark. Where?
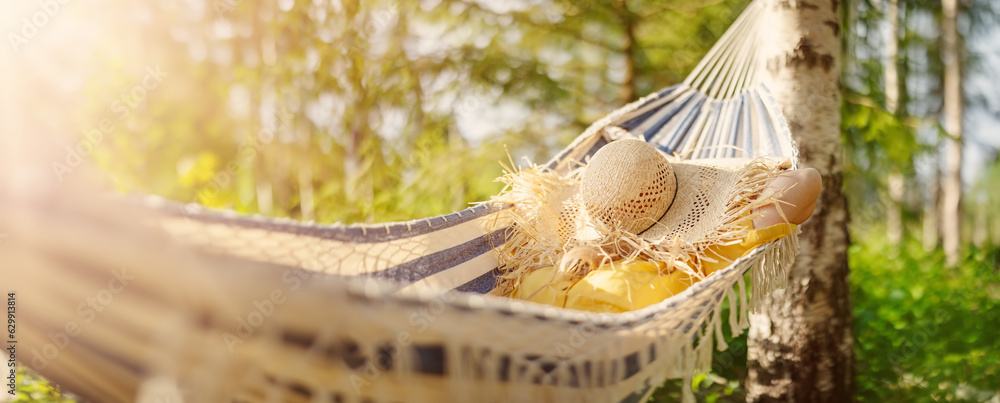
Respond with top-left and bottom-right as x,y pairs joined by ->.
940,0 -> 963,267
748,0 -> 854,401
885,0 -> 904,245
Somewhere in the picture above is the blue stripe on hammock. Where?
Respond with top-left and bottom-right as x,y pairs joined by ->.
617,84 -> 683,131
546,135 -> 607,170
669,99 -> 716,157
616,89 -> 693,139
659,98 -> 701,154
757,84 -> 795,159
650,95 -> 706,152
638,91 -> 698,141
366,229 -> 506,284
749,89 -> 780,158
716,94 -> 744,159
738,91 -> 754,158
454,266 -> 503,294
724,93 -> 746,158
743,92 -> 755,157
158,201 -> 508,244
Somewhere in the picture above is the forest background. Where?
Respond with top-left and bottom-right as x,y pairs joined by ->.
2,0 -> 1000,401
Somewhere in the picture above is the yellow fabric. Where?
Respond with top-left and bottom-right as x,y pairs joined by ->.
513,223 -> 795,312
700,222 -> 796,276
564,261 -> 698,313
511,266 -> 578,306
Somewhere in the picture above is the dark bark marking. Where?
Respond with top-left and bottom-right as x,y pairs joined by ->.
748,1 -> 853,400
766,37 -> 836,74
749,163 -> 854,402
789,38 -> 835,72
767,37 -> 834,73
788,120 -> 804,135
748,256 -> 855,402
825,20 -> 841,36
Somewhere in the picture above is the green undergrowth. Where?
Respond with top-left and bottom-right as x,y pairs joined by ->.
10,367 -> 73,402
650,234 -> 1000,402
852,234 -> 1000,402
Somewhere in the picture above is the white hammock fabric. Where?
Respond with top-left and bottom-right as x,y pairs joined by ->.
3,1 -> 799,402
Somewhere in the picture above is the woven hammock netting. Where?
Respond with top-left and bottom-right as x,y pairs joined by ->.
2,2 -> 802,402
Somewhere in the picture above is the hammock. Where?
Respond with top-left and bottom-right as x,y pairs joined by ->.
3,2 -> 798,402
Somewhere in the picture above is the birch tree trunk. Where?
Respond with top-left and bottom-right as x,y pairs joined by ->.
617,0 -> 637,104
887,171 -> 904,243
885,0 -> 903,245
940,0 -> 963,267
747,0 -> 854,401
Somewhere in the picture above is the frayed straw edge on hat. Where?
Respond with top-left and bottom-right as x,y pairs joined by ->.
487,157 -> 788,300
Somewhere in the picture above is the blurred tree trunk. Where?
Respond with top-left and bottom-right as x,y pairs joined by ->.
923,164 -> 940,251
940,0 -> 963,267
747,0 -> 855,401
885,0 -> 903,245
617,0 -> 637,103
252,80 -> 275,216
887,172 -> 904,243
297,116 -> 316,222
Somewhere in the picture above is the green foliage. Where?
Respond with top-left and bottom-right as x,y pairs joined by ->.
17,0 -> 1000,400
75,0 -> 747,224
23,0 -> 755,397
649,302 -> 749,402
13,367 -> 74,402
841,99 -> 928,176
646,233 -> 1000,402
852,234 -> 1000,402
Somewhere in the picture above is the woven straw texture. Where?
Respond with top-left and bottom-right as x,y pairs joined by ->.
489,136 -> 788,303
580,139 -> 677,235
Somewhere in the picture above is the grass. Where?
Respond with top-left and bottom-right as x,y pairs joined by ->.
648,233 -> 1000,402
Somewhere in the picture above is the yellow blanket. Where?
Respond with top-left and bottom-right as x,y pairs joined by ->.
512,223 -> 795,313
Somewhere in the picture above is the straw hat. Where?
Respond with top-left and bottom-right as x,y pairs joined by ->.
578,139 -> 678,235
492,137 -> 785,294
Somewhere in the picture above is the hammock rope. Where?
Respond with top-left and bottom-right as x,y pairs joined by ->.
2,2 -> 799,402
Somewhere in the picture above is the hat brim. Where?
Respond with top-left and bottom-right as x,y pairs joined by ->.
569,157 -> 784,245
489,154 -> 786,297
637,160 -> 755,242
